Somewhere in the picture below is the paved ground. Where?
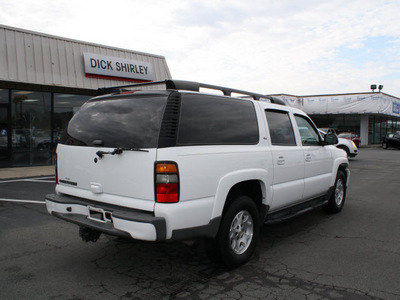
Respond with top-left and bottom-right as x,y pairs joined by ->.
0,148 -> 399,299
0,165 -> 54,179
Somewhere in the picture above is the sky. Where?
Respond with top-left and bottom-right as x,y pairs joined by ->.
1,0 -> 400,96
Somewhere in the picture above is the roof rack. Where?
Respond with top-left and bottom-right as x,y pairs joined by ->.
97,80 -> 286,105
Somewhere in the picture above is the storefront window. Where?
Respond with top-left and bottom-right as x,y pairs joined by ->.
342,115 -> 360,133
368,116 -> 374,144
395,120 -> 400,131
53,93 -> 91,143
367,116 -> 400,144
310,114 -> 360,134
11,90 -> 51,166
0,89 -> 8,104
0,89 -> 10,165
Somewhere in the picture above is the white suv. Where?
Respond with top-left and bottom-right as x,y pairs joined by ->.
46,80 -> 349,268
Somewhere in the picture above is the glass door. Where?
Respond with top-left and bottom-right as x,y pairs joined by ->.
0,104 -> 10,165
11,90 -> 51,166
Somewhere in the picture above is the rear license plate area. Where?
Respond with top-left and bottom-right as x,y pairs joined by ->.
87,206 -> 112,223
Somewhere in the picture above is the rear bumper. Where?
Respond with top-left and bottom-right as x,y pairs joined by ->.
45,193 -> 166,241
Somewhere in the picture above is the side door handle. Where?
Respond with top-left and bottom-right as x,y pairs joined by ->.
277,156 -> 285,165
305,153 -> 312,162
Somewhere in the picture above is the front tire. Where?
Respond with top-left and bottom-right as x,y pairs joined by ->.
206,195 -> 259,268
383,142 -> 388,149
324,170 -> 346,213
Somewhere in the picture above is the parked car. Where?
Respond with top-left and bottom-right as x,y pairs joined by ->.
319,130 -> 358,158
319,128 -> 339,135
46,80 -> 349,268
382,131 -> 400,149
338,132 -> 361,148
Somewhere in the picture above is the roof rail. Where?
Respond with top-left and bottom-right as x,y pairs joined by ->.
97,80 -> 286,105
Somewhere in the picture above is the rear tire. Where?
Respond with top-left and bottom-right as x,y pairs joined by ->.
206,195 -> 259,268
324,170 -> 346,213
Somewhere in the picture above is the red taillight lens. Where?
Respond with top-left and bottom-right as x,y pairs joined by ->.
155,162 -> 179,203
156,183 -> 179,203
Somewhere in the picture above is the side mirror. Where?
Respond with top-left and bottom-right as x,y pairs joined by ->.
324,133 -> 338,145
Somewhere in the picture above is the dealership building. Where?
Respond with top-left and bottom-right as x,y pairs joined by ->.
0,25 -> 171,167
1,25 -> 400,168
273,91 -> 400,146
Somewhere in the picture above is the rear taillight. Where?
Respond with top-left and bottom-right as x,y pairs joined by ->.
155,162 -> 179,203
55,153 -> 58,184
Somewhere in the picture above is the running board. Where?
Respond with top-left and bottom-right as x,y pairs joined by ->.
264,197 -> 329,224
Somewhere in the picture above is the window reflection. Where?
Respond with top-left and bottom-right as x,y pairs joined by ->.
11,90 -> 51,166
0,90 -> 92,166
54,93 -> 91,144
0,89 -> 8,104
178,95 -> 259,145
0,89 -> 9,164
294,115 -> 320,146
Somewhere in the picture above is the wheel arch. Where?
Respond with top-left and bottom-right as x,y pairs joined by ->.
336,145 -> 350,156
224,180 -> 264,213
338,162 -> 350,187
211,169 -> 271,225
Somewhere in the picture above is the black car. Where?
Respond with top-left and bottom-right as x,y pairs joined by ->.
382,131 -> 400,149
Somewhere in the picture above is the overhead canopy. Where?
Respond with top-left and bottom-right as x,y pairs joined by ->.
274,93 -> 400,117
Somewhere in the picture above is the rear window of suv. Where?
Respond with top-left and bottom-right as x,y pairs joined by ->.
177,94 -> 259,145
63,95 -> 168,148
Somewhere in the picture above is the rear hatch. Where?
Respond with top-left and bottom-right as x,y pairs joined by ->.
56,92 -> 169,212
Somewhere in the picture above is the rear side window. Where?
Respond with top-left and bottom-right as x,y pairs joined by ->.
63,95 -> 168,148
265,110 -> 296,146
177,94 -> 259,145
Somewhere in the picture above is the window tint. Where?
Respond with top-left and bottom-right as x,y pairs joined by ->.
294,115 -> 321,146
265,110 -> 296,146
177,94 -> 259,145
63,95 -> 168,148
54,93 -> 91,141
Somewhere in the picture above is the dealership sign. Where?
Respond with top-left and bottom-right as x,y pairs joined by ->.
83,53 -> 154,82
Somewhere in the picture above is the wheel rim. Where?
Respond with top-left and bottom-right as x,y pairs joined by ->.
229,210 -> 254,255
335,179 -> 344,206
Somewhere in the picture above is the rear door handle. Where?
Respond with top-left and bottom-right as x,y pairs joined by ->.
305,154 -> 312,162
277,156 -> 285,165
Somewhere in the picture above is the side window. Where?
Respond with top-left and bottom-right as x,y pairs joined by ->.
294,115 -> 321,146
177,94 -> 259,145
265,110 -> 296,146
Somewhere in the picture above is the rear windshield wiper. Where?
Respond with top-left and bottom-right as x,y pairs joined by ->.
96,147 -> 149,159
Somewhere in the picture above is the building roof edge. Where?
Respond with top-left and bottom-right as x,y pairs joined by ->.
0,24 -> 166,59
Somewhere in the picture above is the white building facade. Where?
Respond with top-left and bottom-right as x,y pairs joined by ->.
0,25 -> 171,167
274,92 -> 400,146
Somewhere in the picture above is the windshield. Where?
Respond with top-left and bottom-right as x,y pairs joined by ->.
62,95 -> 168,148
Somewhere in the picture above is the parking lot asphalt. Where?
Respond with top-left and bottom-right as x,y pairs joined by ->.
0,165 -> 54,180
0,147 -> 399,300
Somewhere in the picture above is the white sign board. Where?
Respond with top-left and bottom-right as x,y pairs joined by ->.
83,53 -> 154,81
